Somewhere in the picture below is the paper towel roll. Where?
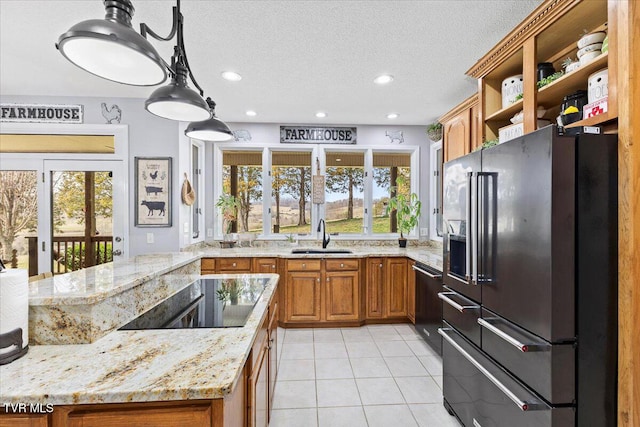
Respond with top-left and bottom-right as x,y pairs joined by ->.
0,269 -> 29,358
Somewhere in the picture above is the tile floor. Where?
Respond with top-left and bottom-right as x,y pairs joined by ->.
270,324 -> 461,427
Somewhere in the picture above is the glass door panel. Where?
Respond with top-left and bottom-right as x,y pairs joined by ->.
0,168 -> 40,278
45,160 -> 125,275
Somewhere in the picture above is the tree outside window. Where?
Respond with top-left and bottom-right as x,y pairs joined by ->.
222,151 -> 263,233
271,151 -> 311,234
372,152 -> 411,234
325,152 -> 364,234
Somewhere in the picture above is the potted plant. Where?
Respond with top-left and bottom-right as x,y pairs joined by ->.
386,176 -> 421,248
215,194 -> 239,245
427,122 -> 443,142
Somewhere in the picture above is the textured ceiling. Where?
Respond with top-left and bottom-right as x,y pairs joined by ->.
0,0 -> 543,125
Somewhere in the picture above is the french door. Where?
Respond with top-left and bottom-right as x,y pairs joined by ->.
0,159 -> 126,276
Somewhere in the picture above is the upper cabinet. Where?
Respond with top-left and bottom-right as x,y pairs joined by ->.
440,94 -> 480,162
466,0 -> 615,142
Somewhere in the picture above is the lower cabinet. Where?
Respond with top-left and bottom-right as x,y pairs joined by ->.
0,414 -> 48,427
283,259 -> 360,325
366,257 -> 408,320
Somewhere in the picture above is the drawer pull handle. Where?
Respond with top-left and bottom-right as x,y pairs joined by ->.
232,262 -> 236,267
272,265 -> 276,269
302,263 -> 306,268
438,328 -> 548,412
477,318 -> 550,353
340,263 -> 344,268
326,277 -> 330,282
317,278 -> 320,282
412,265 -> 442,279
379,263 -> 383,268
438,292 -> 479,313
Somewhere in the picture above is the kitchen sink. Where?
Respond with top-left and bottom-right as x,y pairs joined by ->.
290,248 -> 353,254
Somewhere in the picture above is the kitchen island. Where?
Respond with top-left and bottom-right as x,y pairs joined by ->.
0,244 -> 442,426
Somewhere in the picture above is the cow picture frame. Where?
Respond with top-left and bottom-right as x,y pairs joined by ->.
135,157 -> 172,227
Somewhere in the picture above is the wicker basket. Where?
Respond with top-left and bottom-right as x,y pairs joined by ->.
427,125 -> 443,142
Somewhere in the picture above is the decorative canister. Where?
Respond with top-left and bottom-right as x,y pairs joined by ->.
588,68 -> 608,103
537,63 -> 555,82
501,74 -> 523,109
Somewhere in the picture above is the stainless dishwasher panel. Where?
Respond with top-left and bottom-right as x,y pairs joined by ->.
480,308 -> 575,404
413,263 -> 443,355
440,325 -> 575,427
439,286 -> 481,347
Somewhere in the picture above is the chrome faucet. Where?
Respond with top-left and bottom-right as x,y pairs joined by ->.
317,219 -> 330,248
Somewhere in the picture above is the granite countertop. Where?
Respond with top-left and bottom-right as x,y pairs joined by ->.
0,274 -> 279,405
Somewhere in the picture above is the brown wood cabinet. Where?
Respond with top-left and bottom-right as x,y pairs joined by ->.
439,94 -> 479,162
283,259 -> 361,325
0,414 -> 48,427
201,258 -> 216,275
217,258 -> 251,274
365,257 -> 408,320
365,258 -> 385,319
252,258 -> 278,274
324,259 -> 360,322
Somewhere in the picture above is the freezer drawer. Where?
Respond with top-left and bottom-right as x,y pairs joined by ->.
439,286 -> 481,347
440,325 -> 575,427
480,308 -> 575,404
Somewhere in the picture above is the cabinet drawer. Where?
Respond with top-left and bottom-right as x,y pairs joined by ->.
201,258 -> 216,272
325,259 -> 358,271
480,308 -> 574,404
287,259 -> 321,271
439,286 -> 481,347
217,257 -> 251,271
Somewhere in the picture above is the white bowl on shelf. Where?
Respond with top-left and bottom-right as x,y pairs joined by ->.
577,43 -> 603,58
580,50 -> 602,65
577,32 -> 606,49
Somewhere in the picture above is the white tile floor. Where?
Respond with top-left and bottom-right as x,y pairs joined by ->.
270,324 -> 461,427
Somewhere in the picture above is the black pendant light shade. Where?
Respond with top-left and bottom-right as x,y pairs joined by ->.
145,63 -> 211,122
185,98 -> 234,141
56,0 -> 167,86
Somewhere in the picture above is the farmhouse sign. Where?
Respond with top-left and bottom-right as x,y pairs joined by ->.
280,126 -> 357,144
0,103 -> 83,124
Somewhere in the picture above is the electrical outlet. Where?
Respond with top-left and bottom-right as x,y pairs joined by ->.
207,228 -> 213,237
146,233 -> 154,244
420,228 -> 429,236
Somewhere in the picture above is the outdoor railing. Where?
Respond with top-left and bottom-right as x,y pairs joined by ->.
26,236 -> 113,277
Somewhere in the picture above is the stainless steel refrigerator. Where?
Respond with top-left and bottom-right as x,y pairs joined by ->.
439,125 -> 617,427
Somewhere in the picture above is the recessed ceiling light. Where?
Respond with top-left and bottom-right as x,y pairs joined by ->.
246,110 -> 257,117
221,71 -> 242,81
316,112 -> 327,118
387,113 -> 399,119
374,74 -> 394,85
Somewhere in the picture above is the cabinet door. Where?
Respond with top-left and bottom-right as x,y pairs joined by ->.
253,258 -> 277,274
267,303 -> 278,418
201,258 -> 216,274
407,260 -> 416,324
285,271 -> 322,322
443,109 -> 471,162
64,405 -> 212,427
366,258 -> 385,318
385,258 -> 408,318
248,347 -> 269,427
325,271 -> 359,321
0,415 -> 48,427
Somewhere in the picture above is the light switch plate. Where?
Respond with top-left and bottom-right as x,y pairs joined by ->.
146,233 -> 154,244
207,228 -> 213,237
420,228 -> 429,236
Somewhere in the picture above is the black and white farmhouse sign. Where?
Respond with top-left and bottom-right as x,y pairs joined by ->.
280,126 -> 357,144
1,103 -> 83,124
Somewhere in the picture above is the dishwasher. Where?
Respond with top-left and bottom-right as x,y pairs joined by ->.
413,262 -> 443,356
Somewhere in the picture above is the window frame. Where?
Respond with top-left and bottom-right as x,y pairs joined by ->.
429,140 -> 443,242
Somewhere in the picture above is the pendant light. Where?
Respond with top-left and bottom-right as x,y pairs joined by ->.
57,0 -> 215,122
56,0 -> 166,86
185,98 -> 234,141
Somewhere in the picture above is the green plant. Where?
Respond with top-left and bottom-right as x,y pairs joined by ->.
513,93 -> 524,102
426,122 -> 443,142
285,234 -> 295,243
62,243 -> 113,270
215,194 -> 239,234
386,176 -> 421,239
537,71 -> 564,89
216,279 -> 243,305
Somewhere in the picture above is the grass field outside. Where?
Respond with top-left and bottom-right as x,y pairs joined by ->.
277,216 -> 393,234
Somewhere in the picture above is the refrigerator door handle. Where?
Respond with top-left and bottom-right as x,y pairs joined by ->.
438,292 -> 479,312
465,171 -> 473,282
439,327 -> 548,412
412,265 -> 442,279
478,318 -> 551,352
472,172 -> 480,285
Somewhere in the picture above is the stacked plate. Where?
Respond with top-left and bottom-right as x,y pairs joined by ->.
577,32 -> 606,65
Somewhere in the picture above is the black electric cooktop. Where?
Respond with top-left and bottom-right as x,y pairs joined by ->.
120,277 -> 269,330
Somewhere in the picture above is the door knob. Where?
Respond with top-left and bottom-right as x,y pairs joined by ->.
114,237 -> 122,242
112,249 -> 122,256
